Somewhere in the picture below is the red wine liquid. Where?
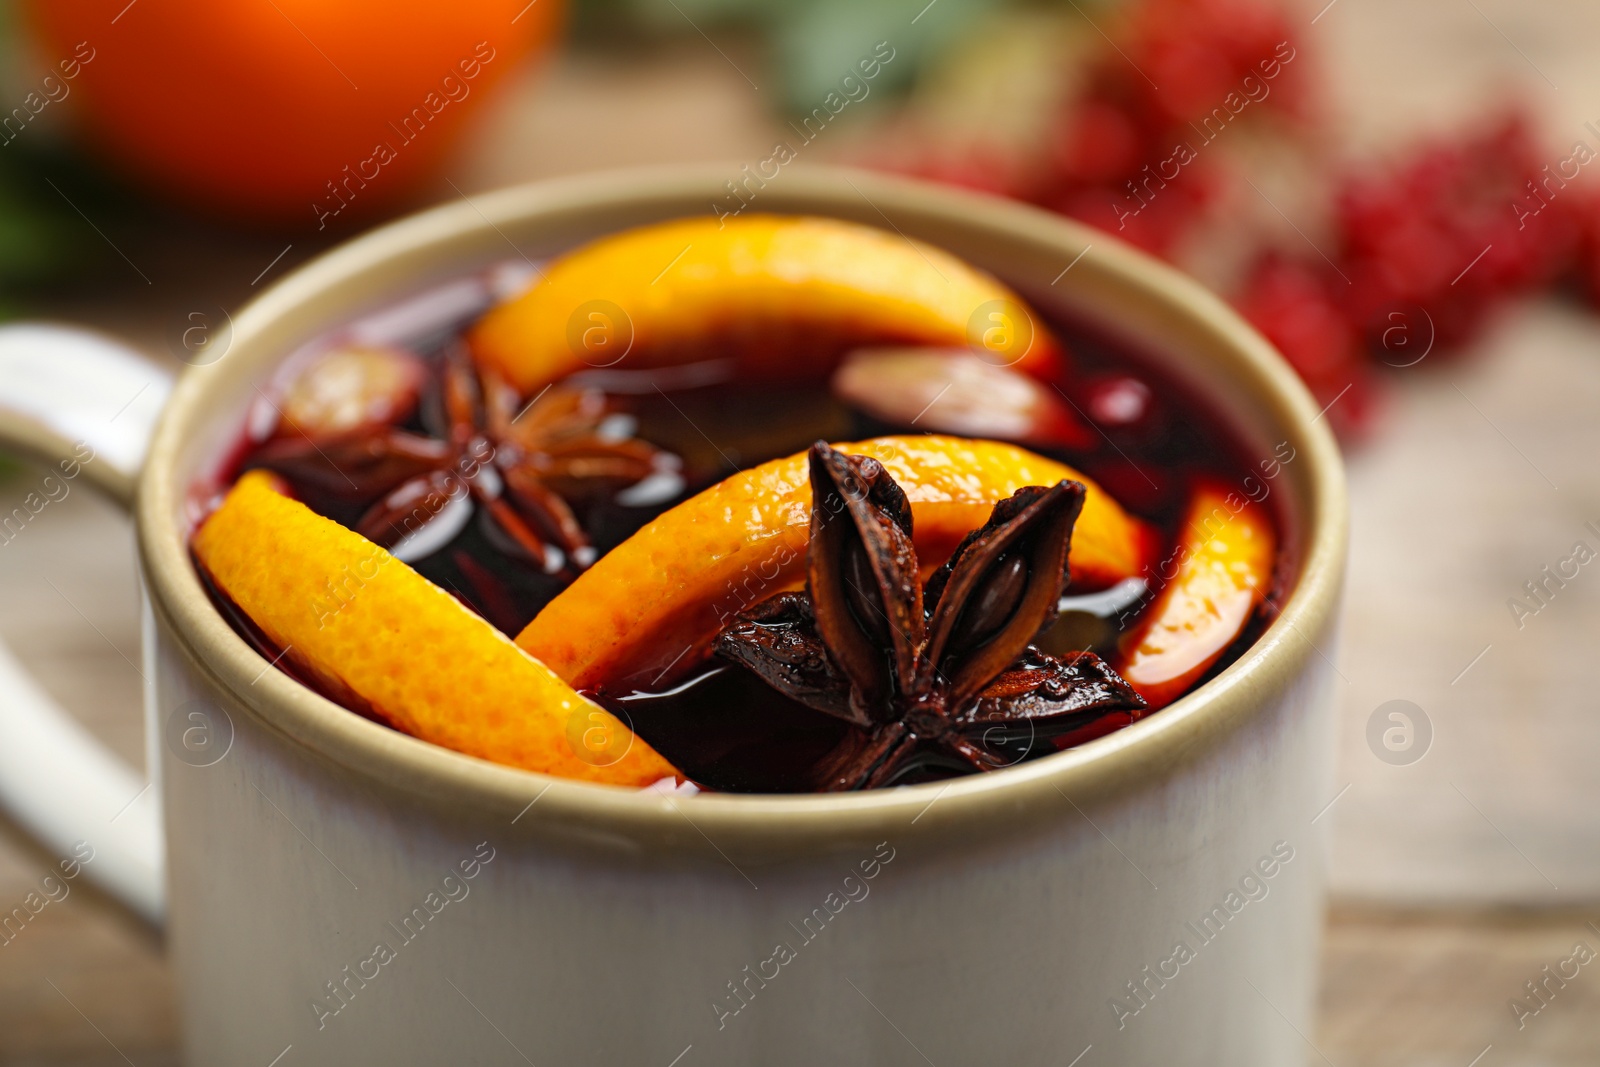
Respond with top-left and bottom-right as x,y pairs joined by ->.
205,268 -> 1282,794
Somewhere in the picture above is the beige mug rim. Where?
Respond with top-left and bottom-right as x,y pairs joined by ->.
136,164 -> 1347,854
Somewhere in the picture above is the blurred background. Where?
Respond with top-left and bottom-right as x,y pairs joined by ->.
1,0 -> 1598,1062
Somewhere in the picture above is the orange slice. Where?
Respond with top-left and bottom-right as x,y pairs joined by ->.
469,214 -> 1065,394
1117,481 -> 1277,709
193,471 -> 679,786
517,435 -> 1155,690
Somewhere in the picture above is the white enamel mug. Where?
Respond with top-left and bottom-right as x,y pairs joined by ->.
0,166 -> 1345,1065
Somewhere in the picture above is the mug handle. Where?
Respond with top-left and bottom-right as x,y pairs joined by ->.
0,322 -> 172,925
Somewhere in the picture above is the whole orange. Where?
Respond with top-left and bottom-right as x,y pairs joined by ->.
20,0 -> 561,226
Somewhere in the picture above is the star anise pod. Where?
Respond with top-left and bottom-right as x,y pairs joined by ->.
715,442 -> 1147,791
248,346 -> 676,577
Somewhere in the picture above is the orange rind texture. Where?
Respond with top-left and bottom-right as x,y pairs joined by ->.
193,471 -> 679,786
469,214 -> 1065,394
1117,482 -> 1277,709
517,435 -> 1155,691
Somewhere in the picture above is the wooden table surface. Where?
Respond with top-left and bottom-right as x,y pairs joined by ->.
4,1 -> 1600,1062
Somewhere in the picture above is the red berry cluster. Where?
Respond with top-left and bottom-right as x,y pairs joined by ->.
1026,0 -> 1310,255
1336,114 -> 1578,348
1236,113 -> 1582,437
880,0 -> 1598,443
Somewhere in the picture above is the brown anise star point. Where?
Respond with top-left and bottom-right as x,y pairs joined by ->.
250,346 -> 673,579
714,441 -> 1147,791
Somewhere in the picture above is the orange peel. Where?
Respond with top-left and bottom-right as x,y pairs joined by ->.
517,435 -> 1155,690
1117,481 -> 1277,709
469,214 -> 1065,394
193,471 -> 679,786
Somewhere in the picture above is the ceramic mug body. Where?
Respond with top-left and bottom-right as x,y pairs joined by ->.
6,167 -> 1346,1066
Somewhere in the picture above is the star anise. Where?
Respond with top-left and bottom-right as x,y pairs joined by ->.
248,346 -> 674,577
715,442 -> 1147,791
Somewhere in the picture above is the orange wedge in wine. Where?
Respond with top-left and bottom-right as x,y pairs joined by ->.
517,435 -> 1155,690
193,471 -> 680,786
1117,482 -> 1277,709
469,214 -> 1064,393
